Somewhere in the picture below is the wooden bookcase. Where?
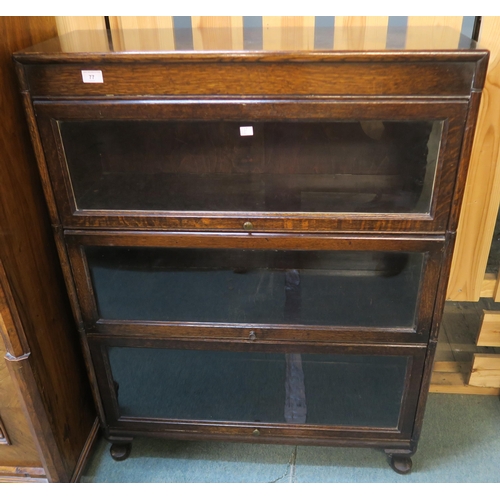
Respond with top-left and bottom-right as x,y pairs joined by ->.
14,24 -> 487,474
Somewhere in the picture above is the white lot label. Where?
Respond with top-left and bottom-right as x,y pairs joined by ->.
240,126 -> 254,136
81,70 -> 104,83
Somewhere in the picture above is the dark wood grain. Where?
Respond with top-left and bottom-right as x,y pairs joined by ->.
448,91 -> 485,231
64,230 -> 446,248
410,339 -> 438,451
14,27 -> 486,472
92,321 -> 426,345
69,418 -> 100,483
23,61 -> 479,98
408,232 -> 457,451
429,232 -> 457,342
0,17 -> 95,482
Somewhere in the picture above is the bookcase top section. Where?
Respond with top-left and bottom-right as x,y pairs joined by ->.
14,26 -> 487,64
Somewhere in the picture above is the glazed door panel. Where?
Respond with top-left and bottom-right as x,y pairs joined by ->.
35,99 -> 468,233
89,336 -> 426,442
86,247 -> 423,328
66,231 -> 445,344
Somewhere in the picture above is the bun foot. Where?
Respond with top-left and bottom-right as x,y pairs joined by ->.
110,442 -> 132,461
388,454 -> 413,475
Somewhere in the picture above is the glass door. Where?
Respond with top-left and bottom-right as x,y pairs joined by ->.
89,337 -> 426,440
66,231 -> 445,344
35,99 -> 468,232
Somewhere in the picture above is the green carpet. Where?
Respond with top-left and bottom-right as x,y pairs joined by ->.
80,394 -> 500,482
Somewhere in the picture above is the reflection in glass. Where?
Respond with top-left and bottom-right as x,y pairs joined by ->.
87,247 -> 424,328
60,120 -> 442,214
109,347 -> 408,428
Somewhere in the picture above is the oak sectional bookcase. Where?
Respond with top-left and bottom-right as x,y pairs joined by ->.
14,27 -> 488,474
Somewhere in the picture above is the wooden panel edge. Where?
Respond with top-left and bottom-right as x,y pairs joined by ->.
447,91 -> 486,300
0,414 -> 12,445
468,353 -> 500,387
14,65 -> 62,227
0,466 -> 47,483
430,358 -> 500,394
432,360 -> 471,373
0,260 -> 30,358
70,417 -> 100,483
429,384 -> 500,395
4,353 -> 69,482
477,310 -> 500,346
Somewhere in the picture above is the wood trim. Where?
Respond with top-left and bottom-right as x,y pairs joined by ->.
493,275 -> 500,302
66,243 -> 98,327
33,97 -> 471,118
0,466 -> 47,483
16,50 -> 487,66
14,64 -> 62,226
468,353 -> 500,387
446,91 -> 484,233
0,260 -> 30,358
51,226 -> 108,428
22,60 -> 480,98
92,321 -> 424,346
476,310 -> 500,346
89,334 -> 428,355
0,415 -> 11,445
431,359 -> 500,395
430,376 -> 500,395
408,339 -> 436,450
87,342 -> 121,427
64,229 -> 445,252
70,417 -> 100,483
429,232 -> 456,342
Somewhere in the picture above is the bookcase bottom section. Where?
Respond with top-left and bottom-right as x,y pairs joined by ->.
89,339 -> 427,452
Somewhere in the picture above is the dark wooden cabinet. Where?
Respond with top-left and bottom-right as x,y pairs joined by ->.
0,18 -> 96,483
14,27 -> 488,474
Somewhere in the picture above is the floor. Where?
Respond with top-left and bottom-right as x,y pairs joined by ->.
79,393 -> 500,483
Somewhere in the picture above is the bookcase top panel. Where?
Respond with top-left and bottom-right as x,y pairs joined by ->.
14,26 -> 486,63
